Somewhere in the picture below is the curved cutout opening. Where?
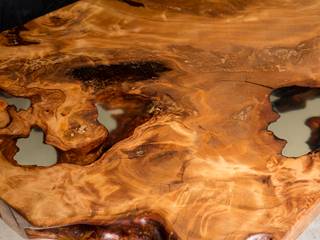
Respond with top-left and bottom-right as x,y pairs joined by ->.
0,60 -> 170,166
96,105 -> 124,132
268,86 -> 320,157
0,87 -> 156,166
15,128 -> 58,167
87,93 -> 156,160
0,91 -> 58,167
0,92 -> 31,111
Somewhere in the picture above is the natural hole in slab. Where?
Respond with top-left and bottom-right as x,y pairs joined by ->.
15,128 -> 57,167
56,93 -> 156,165
0,91 -> 157,166
268,86 -> 320,157
97,93 -> 156,152
96,105 -> 124,133
0,92 -> 31,110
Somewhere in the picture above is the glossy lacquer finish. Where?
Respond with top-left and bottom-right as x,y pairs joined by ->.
1,0 -> 320,239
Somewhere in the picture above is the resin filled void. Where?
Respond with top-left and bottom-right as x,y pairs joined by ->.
268,86 -> 320,157
15,128 -> 57,167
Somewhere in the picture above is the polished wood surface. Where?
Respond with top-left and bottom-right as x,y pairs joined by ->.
1,0 -> 320,239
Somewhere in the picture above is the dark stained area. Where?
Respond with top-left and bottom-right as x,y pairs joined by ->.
271,86 -> 320,113
119,0 -> 145,8
2,27 -> 39,46
306,117 -> 320,152
69,61 -> 171,88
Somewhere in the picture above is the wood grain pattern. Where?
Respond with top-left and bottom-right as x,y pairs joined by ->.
1,0 -> 320,239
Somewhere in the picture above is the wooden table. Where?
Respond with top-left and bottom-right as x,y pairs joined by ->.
0,0 -> 320,239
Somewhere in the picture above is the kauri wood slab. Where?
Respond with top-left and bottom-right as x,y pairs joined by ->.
1,0 -> 320,239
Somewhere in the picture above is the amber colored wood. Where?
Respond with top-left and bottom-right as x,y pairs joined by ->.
1,0 -> 320,239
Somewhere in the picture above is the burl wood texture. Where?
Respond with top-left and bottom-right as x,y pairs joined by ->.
1,0 -> 320,239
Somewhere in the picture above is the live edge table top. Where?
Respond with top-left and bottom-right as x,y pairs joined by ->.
0,1 -> 320,240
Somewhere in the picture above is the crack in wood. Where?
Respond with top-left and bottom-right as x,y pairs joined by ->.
119,0 -> 145,8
